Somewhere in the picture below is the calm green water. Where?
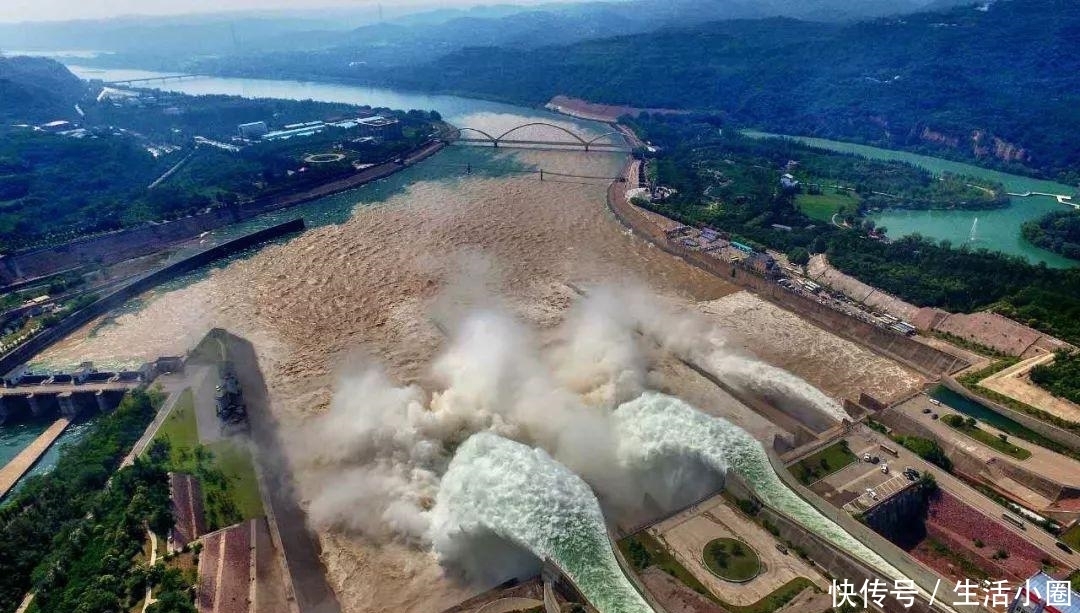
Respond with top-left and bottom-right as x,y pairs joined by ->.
928,386 -> 1064,454
0,420 -> 50,467
744,131 -> 1079,268
0,418 -> 94,502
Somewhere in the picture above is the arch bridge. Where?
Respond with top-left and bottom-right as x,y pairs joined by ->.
446,122 -> 631,152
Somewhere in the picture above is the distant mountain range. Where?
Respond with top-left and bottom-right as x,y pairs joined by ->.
351,0 -> 1077,181
3,0 -> 970,71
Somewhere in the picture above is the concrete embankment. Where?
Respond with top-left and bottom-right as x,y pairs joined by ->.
0,219 -> 306,377
0,418 -> 69,498
605,158 -> 968,378
940,377 -> 1080,451
0,141 -> 444,284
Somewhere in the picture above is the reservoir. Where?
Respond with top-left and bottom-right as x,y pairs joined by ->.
745,131 -> 1078,268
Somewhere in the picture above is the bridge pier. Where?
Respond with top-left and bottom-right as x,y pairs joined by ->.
26,393 -> 55,418
96,390 -> 109,413
58,392 -> 78,419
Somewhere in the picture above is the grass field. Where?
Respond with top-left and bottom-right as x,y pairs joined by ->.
702,538 -> 760,582
206,440 -> 263,521
790,441 -> 858,485
151,388 -> 263,530
1061,525 -> 1080,551
941,414 -> 1032,460
795,190 -> 859,222
157,389 -> 198,454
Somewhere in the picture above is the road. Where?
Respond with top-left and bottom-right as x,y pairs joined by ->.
895,395 -> 1080,493
846,422 -> 1080,570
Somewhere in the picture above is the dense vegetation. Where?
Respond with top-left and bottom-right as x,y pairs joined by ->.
0,56 -> 86,124
892,435 -> 953,472
350,0 -> 1080,182
632,114 -> 1080,346
0,389 -> 161,611
1022,211 -> 1080,261
30,444 -> 193,613
1030,350 -> 1080,406
0,58 -> 439,252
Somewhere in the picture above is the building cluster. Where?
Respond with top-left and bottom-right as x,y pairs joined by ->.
237,115 -> 402,143
661,221 -> 922,336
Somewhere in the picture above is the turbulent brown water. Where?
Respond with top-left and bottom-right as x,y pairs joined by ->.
39,108 -> 920,611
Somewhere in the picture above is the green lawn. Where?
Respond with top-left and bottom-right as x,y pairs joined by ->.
151,387 -> 264,530
790,441 -> 858,485
206,440 -> 264,521
702,538 -> 760,582
619,532 -> 713,598
795,190 -> 859,222
156,389 -> 198,457
941,414 -> 1032,460
1061,525 -> 1080,551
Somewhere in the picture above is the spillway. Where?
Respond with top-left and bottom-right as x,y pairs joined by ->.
614,391 -> 904,582
431,432 -> 652,613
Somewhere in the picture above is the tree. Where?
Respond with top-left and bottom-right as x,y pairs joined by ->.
787,247 -> 810,266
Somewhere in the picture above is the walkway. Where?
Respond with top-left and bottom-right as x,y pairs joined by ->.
121,387 -> 184,468
0,417 -> 70,497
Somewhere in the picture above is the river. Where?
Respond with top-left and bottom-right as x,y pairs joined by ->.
744,131 -> 1079,268
43,64 -> 737,613
35,66 -> 930,612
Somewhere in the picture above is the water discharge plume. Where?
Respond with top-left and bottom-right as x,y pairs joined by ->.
428,308 -> 638,512
699,344 -> 850,424
573,285 -> 849,423
299,364 -> 490,543
614,392 -> 903,582
430,432 -> 653,613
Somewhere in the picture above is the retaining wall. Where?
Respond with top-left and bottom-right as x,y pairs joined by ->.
876,406 -> 1070,504
605,174 -> 969,378
0,141 -> 444,284
0,207 -> 243,283
761,449 -> 968,610
0,219 -> 305,376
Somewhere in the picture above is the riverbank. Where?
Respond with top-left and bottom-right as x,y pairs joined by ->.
743,131 -> 1079,267
0,219 -> 306,377
604,150 -> 967,378
0,140 -> 445,285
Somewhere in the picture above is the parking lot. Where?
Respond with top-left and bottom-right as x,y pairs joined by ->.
809,437 -> 918,509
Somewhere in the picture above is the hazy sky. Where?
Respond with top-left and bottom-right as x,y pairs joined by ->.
1,0 -> 561,23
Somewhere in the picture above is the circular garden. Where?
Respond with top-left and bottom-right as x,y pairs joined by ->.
702,537 -> 761,582
303,152 -> 346,163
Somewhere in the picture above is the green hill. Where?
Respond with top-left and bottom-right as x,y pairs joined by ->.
0,57 -> 87,124
367,0 -> 1080,182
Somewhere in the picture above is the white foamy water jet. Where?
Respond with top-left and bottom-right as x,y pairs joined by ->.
431,432 -> 652,613
701,349 -> 850,423
614,391 -> 903,582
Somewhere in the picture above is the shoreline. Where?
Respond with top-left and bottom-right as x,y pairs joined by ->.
1,139 -> 447,286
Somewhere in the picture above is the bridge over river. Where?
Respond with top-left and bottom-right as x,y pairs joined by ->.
445,122 -> 632,152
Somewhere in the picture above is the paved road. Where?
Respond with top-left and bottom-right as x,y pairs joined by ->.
896,395 -> 1080,490
846,423 -> 1080,570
